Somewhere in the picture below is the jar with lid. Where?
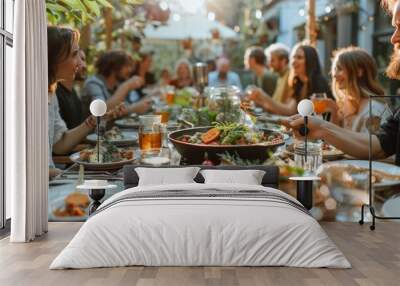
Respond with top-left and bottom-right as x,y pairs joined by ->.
293,139 -> 323,174
206,86 -> 242,123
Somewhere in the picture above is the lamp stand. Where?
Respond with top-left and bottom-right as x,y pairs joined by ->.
96,116 -> 100,163
359,96 -> 400,230
304,116 -> 308,163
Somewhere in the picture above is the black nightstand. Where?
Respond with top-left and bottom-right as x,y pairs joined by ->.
289,176 -> 321,210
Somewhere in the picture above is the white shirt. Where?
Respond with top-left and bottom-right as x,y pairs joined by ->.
48,94 -> 68,167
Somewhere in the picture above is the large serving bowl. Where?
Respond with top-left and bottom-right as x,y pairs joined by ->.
168,126 -> 285,164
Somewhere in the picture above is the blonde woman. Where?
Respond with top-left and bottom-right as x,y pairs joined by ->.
321,47 -> 390,133
170,58 -> 193,89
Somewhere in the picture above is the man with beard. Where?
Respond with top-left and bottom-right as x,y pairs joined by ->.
285,0 -> 400,166
83,50 -> 151,115
56,49 -> 87,129
244,46 -> 277,96
208,57 -> 242,90
264,43 -> 290,103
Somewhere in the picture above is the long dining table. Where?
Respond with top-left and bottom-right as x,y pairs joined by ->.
49,110 -> 400,223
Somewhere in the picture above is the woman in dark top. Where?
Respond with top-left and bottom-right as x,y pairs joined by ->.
56,83 -> 84,129
290,44 -> 333,101
56,49 -> 86,129
248,44 -> 333,116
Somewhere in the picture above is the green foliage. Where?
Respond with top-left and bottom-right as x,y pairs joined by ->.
214,122 -> 249,145
46,0 -> 112,26
219,152 -> 263,166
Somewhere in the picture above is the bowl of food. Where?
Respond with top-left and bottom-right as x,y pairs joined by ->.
70,140 -> 135,170
284,142 -> 344,161
50,192 -> 90,221
168,123 -> 285,164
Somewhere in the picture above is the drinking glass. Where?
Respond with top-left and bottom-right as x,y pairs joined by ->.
311,93 -> 328,115
138,115 -> 162,153
241,85 -> 257,110
294,139 -> 323,175
154,105 -> 170,123
164,85 -> 175,105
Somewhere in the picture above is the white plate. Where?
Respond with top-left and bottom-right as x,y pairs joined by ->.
115,118 -> 141,129
329,160 -> 400,175
86,131 -> 138,146
257,114 -> 290,124
69,152 -> 135,171
115,119 -> 178,130
49,179 -> 76,186
317,160 -> 400,187
382,196 -> 400,217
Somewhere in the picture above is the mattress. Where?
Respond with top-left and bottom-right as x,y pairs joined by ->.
50,183 -> 351,269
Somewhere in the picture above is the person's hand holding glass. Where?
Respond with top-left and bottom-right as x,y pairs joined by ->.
310,93 -> 337,120
244,85 -> 274,112
241,85 -> 259,111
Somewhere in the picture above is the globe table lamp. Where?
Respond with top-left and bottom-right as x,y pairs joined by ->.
297,99 -> 314,163
289,99 -> 318,210
89,99 -> 107,163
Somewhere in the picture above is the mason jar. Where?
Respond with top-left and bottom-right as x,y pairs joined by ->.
294,139 -> 323,174
206,86 -> 242,123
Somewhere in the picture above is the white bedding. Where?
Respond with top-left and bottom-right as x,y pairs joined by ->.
50,183 -> 351,269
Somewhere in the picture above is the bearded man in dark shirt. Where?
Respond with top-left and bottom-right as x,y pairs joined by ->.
286,0 -> 400,165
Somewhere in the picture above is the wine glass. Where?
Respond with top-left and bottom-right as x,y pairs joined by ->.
242,85 -> 257,111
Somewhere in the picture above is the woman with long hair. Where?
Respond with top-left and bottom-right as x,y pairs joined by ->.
247,43 -> 332,116
321,46 -> 390,132
47,26 -> 96,178
170,58 -> 193,89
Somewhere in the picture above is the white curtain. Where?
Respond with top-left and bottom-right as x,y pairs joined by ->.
7,0 -> 48,242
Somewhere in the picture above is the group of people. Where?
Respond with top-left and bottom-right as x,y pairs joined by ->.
47,29 -> 153,177
46,29 -> 197,177
47,0 -> 400,178
287,0 -> 400,166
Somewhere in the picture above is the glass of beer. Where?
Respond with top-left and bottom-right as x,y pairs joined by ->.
311,93 -> 328,114
138,115 -> 162,153
165,85 -> 175,105
154,105 -> 170,123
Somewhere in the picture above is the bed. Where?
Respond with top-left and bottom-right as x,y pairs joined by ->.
50,165 -> 350,269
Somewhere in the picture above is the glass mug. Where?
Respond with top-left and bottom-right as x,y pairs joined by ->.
154,105 -> 170,124
164,85 -> 175,105
138,115 -> 162,152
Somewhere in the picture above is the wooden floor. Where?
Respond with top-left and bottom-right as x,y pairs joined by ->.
0,222 -> 399,286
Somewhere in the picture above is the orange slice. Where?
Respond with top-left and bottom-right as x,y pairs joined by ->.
201,128 -> 221,144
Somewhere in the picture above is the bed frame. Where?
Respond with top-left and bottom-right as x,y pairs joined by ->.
123,165 -> 280,190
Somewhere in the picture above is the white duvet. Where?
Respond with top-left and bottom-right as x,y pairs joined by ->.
50,183 -> 351,269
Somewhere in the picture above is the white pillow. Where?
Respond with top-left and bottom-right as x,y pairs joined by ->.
200,169 -> 266,185
136,167 -> 201,186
